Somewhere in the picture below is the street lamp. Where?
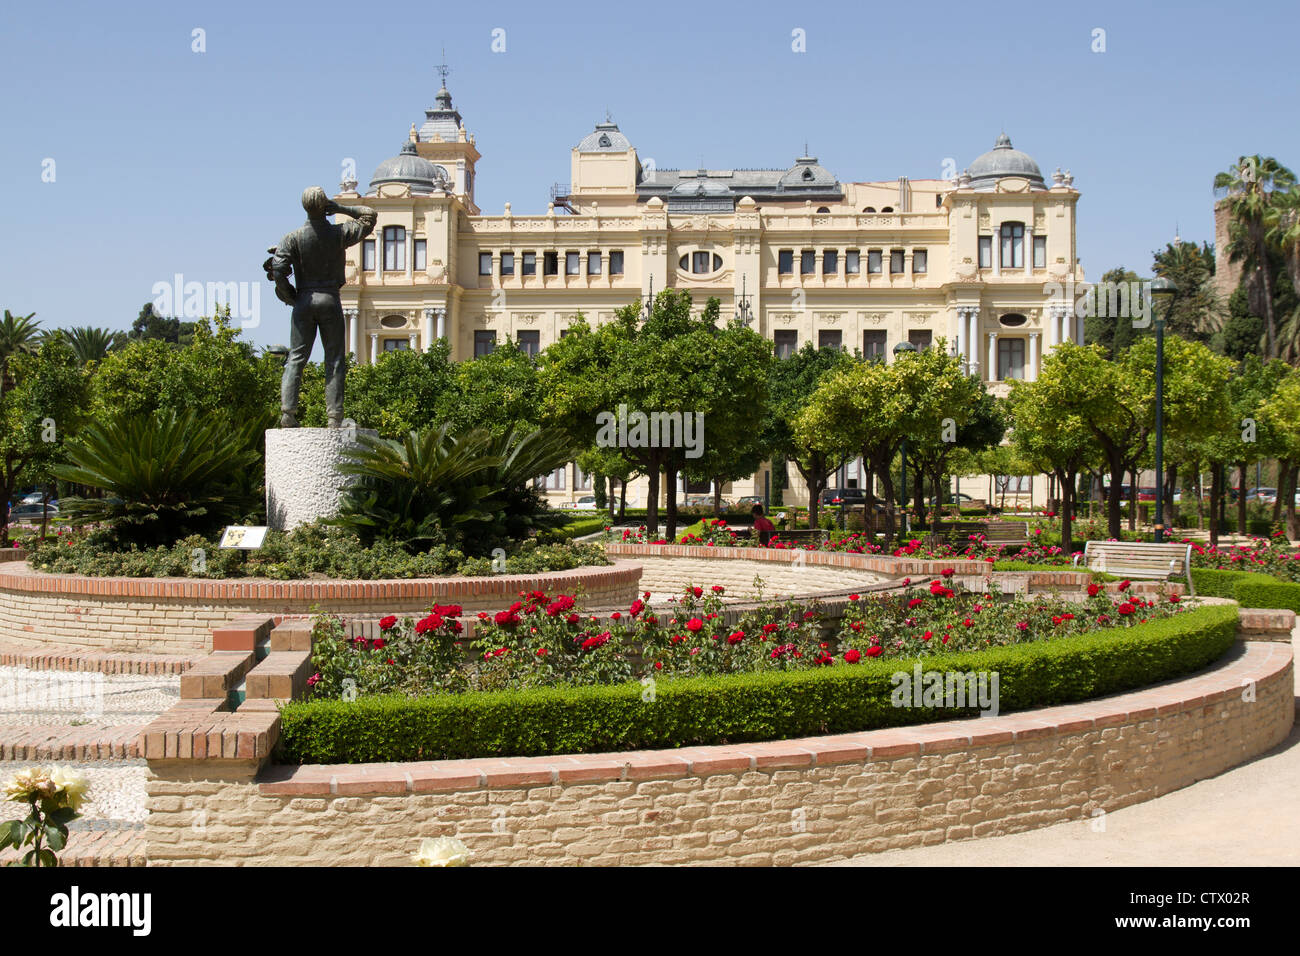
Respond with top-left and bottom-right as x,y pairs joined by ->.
893,340 -> 918,533
1150,276 -> 1177,543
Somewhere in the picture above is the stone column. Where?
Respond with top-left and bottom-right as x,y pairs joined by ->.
1023,227 -> 1034,276
991,225 -> 1001,277
987,332 -> 998,382
1029,332 -> 1040,381
967,309 -> 980,378
369,332 -> 378,366
436,307 -> 447,340
1075,311 -> 1086,346
345,309 -> 359,358
423,308 -> 435,350
408,330 -> 418,350
949,309 -> 963,360
1047,307 -> 1059,349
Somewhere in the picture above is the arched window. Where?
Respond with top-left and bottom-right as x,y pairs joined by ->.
383,226 -> 405,271
880,206 -> 894,213
598,134 -> 611,148
863,206 -> 876,212
802,168 -> 814,181
816,206 -> 830,213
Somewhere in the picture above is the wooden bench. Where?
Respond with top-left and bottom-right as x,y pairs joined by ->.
772,528 -> 831,545
1072,540 -> 1195,596
942,520 -> 1030,548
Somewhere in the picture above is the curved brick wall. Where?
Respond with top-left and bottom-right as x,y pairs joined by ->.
0,560 -> 643,654
143,636 -> 1293,866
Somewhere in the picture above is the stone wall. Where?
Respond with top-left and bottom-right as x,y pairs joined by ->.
633,555 -> 888,599
142,633 -> 1294,866
0,560 -> 642,654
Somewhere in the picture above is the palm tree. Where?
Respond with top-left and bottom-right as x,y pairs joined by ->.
0,310 -> 42,396
57,326 -> 120,365
1214,156 -> 1297,358
1152,240 -> 1224,340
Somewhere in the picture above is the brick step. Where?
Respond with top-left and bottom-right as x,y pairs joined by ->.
0,641 -> 199,675
0,723 -> 144,760
0,825 -> 146,867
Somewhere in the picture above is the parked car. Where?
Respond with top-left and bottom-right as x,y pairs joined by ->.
732,496 -> 765,509
567,495 -> 598,511
927,492 -> 977,508
819,487 -> 866,506
7,501 -> 59,523
1247,487 -> 1279,504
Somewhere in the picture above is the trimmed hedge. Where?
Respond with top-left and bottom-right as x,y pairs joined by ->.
1190,567 -> 1300,610
276,604 -> 1238,764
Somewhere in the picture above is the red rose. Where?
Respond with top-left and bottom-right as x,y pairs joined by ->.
630,599 -> 645,616
433,604 -> 462,618
691,587 -> 703,597
922,630 -> 933,641
1118,580 -> 1131,592
1087,583 -> 1101,597
372,637 -> 386,649
566,613 -> 580,624
686,617 -> 704,632
1117,602 -> 1136,616
711,585 -> 725,593
536,648 -> 548,656
844,649 -> 862,663
378,615 -> 397,631
865,646 -> 883,657
849,593 -> 860,601
941,568 -> 955,578
1169,593 -> 1181,603
908,598 -> 924,609
727,631 -> 745,645
386,658 -> 395,665
654,661 -> 663,670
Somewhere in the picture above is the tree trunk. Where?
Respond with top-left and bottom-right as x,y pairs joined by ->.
1209,463 -> 1222,549
1058,467 -> 1075,555
931,470 -> 944,536
712,482 -> 723,518
1237,461 -> 1248,537
1257,237 -> 1278,358
864,468 -> 876,538
876,464 -> 898,546
1127,466 -> 1138,533
913,477 -> 927,535
1194,463 -> 1204,531
1287,463 -> 1299,541
665,466 -> 679,542
1106,457 -> 1125,540
645,466 -> 661,534
618,479 -> 628,522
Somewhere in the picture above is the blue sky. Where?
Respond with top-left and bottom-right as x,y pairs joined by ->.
3,0 -> 1298,351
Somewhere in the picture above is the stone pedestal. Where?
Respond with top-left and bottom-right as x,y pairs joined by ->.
265,427 -> 378,531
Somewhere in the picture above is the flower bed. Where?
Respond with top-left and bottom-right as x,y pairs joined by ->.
275,603 -> 1239,763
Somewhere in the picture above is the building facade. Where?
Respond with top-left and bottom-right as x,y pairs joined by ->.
335,81 -> 1083,509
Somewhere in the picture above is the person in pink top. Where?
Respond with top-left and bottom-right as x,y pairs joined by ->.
751,504 -> 776,546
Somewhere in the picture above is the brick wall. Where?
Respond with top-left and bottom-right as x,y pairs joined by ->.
633,555 -> 890,599
142,636 -> 1293,866
0,560 -> 642,653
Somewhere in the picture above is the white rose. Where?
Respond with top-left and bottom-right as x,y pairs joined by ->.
48,766 -> 89,810
412,836 -> 471,867
3,767 -> 53,802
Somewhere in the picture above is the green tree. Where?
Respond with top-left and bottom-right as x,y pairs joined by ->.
1151,240 -> 1224,342
58,327 -> 122,366
0,310 -> 42,399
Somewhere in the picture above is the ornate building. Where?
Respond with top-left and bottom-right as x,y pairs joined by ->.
335,79 -> 1083,507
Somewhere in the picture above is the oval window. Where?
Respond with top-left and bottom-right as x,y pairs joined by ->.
679,255 -> 689,271
380,315 -> 407,330
712,254 -> 723,271
1000,313 -> 1027,327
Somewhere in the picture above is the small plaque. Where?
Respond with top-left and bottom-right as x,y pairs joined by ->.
219,526 -> 268,550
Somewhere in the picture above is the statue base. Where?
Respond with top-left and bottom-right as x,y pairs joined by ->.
265,427 -> 378,532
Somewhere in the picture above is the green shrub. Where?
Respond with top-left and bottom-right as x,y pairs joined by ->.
1188,568 -> 1261,598
537,517 -> 607,543
277,604 -> 1238,763
1233,578 -> 1300,612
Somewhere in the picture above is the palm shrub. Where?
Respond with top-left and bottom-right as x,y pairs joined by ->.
52,408 -> 264,546
332,424 -> 572,555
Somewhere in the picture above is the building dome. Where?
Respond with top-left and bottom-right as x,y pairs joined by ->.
670,174 -> 730,198
368,142 -> 450,195
778,155 -> 837,189
577,120 -> 631,152
966,134 -> 1045,189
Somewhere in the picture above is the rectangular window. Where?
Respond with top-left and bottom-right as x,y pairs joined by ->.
362,239 -> 375,272
574,465 -> 592,491
559,327 -> 571,339
478,252 -> 493,276
500,252 -> 514,276
382,338 -> 410,352
774,330 -> 798,359
822,249 -> 838,274
535,467 -> 566,491
800,250 -> 816,275
609,250 -> 624,275
1000,222 -> 1024,269
818,329 -> 842,351
778,249 -> 794,275
867,249 -> 883,274
413,239 -> 426,272
996,474 -> 1031,493
889,250 -> 905,274
587,252 -> 602,275
845,249 -> 861,274
517,330 -> 540,356
908,329 -> 932,350
543,251 -> 558,276
1033,235 -> 1046,268
522,252 -> 537,276
912,249 -> 927,273
978,236 -> 992,269
565,252 -> 580,275
383,226 -> 405,272
863,330 -> 887,362
473,330 -> 495,357
693,251 -> 711,274
998,337 -> 1025,381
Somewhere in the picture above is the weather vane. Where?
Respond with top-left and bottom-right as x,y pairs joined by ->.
436,47 -> 450,87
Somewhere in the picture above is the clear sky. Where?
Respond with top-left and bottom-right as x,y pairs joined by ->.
3,0 -> 1298,351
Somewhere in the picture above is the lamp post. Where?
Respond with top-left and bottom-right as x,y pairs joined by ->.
893,340 -> 918,533
1150,277 -> 1177,543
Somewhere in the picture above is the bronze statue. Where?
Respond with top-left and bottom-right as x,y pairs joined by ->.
264,186 -> 376,428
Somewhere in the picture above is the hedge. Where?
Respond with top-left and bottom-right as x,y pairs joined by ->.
275,604 -> 1238,764
1190,567 -> 1300,610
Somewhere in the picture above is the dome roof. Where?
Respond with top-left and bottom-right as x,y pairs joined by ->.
577,120 -> 631,152
417,85 -> 463,142
368,142 -> 450,195
966,134 -> 1045,189
779,155 -> 837,188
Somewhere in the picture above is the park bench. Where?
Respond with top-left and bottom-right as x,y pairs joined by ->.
1071,540 -> 1195,596
942,520 -> 1030,549
772,528 -> 830,546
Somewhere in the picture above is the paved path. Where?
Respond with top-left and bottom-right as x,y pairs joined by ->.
829,651 -> 1300,867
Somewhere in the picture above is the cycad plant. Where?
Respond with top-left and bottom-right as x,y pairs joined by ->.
53,408 -> 264,546
332,424 -> 573,554
58,326 -> 120,365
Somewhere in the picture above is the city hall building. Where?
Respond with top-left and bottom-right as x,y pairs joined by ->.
334,79 -> 1082,509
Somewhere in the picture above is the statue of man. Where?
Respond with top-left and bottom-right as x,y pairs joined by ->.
265,186 -> 376,428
